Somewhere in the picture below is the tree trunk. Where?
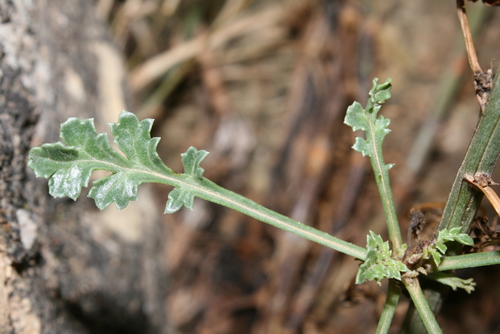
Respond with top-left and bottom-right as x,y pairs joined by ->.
0,1 -> 168,333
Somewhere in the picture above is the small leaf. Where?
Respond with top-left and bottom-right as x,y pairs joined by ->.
437,227 -> 473,248
344,78 -> 393,166
436,242 -> 448,255
162,147 -> 210,213
456,234 -> 474,246
165,188 -> 195,214
344,102 -> 369,132
437,229 -> 454,243
372,86 -> 392,105
28,111 -> 213,213
181,147 -> 209,179
352,137 -> 371,157
427,272 -> 476,294
367,78 -> 393,110
429,249 -> 442,266
29,118 -> 128,200
89,173 -> 139,210
356,231 -> 408,285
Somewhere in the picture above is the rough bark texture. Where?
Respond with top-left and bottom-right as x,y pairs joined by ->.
0,1 -> 167,333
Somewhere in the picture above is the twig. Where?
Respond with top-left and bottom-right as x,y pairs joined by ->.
456,0 -> 482,74
465,172 -> 500,217
456,0 -> 494,111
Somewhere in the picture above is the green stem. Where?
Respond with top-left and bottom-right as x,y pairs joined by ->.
438,251 -> 500,271
369,142 -> 404,254
403,278 -> 443,334
376,280 -> 401,334
155,173 -> 368,260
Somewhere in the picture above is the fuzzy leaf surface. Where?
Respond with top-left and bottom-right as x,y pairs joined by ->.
181,147 -> 209,179
344,78 -> 393,162
28,111 -> 174,210
429,227 -> 474,266
356,231 -> 408,285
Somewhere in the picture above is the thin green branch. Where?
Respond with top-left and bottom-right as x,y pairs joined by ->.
369,131 -> 404,253
188,177 -> 368,260
344,79 -> 404,253
376,280 -> 401,334
439,251 -> 500,271
403,278 -> 443,334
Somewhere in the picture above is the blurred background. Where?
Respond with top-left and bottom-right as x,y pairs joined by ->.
93,0 -> 500,332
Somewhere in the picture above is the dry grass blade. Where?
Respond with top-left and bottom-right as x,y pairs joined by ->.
457,0 -> 482,74
129,6 -> 284,91
465,173 -> 500,217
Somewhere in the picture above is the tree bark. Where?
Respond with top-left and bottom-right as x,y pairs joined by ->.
0,1 -> 167,333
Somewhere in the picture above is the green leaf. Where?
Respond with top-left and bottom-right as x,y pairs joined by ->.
181,146 -> 209,179
164,147 -> 209,213
344,102 -> 367,132
456,234 -> 474,246
436,227 -> 474,248
110,111 -> 169,173
422,228 -> 474,267
29,118 -> 129,201
356,231 -> 408,285
436,242 -> 447,255
429,249 -> 442,266
28,111 -> 174,210
427,272 -> 476,294
165,188 -> 195,214
344,78 -> 393,161
28,111 -> 370,261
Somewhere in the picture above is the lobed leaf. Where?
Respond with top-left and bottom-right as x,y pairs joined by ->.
424,227 -> 474,267
344,78 -> 393,161
427,272 -> 476,294
165,188 -> 195,214
356,231 -> 408,285
110,111 -> 170,174
29,118 -> 129,201
28,111 -> 175,210
437,227 -> 474,245
162,147 -> 209,213
181,147 -> 209,179
344,78 -> 404,253
27,110 -> 371,263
